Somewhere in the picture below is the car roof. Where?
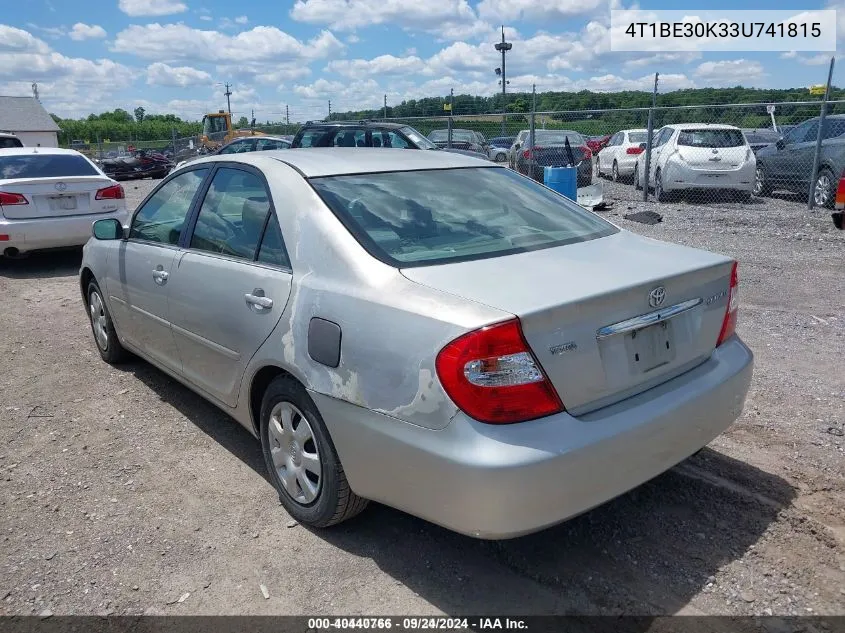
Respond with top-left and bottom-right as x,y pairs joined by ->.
0,147 -> 85,157
301,121 -> 406,130
0,132 -> 20,138
665,123 -> 742,130
196,147 -> 495,178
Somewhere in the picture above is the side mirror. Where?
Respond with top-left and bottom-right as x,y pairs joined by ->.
92,218 -> 125,240
833,211 -> 844,230
776,138 -> 786,150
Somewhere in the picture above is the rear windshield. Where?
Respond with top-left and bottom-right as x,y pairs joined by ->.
0,137 -> 23,149
535,130 -> 585,145
0,154 -> 99,179
678,129 -> 746,148
309,167 -> 617,267
628,132 -> 647,143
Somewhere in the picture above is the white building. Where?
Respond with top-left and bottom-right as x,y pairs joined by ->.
0,96 -> 61,147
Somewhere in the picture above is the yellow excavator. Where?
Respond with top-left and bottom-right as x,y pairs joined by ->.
199,111 -> 265,151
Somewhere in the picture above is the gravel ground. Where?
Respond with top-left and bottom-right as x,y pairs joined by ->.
0,175 -> 844,618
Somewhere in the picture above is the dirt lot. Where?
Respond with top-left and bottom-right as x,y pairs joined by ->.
1,177 -> 844,618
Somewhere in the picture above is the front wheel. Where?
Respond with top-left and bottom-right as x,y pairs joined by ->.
655,169 -> 669,202
611,160 -> 619,182
634,164 -> 642,190
87,281 -> 127,364
260,377 -> 368,528
753,166 -> 771,197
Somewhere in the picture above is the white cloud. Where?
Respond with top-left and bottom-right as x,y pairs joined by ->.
235,16 -> 249,24
327,54 -> 425,78
216,62 -> 311,85
0,25 -> 51,54
25,23 -> 65,40
69,23 -> 107,41
346,34 -> 360,43
694,59 -> 766,87
290,0 -> 478,32
118,0 -> 188,17
112,24 -> 344,63
781,51 -> 839,66
146,62 -> 212,87
477,0 -> 603,22
200,15 -> 213,21
623,52 -> 700,69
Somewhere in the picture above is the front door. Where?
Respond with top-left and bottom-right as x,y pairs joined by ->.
167,166 -> 293,406
105,167 -> 210,373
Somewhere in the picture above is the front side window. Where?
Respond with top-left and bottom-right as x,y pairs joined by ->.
129,168 -> 209,245
310,167 -> 617,268
190,168 -> 271,260
256,138 -> 289,150
376,131 -> 411,149
295,128 -> 331,148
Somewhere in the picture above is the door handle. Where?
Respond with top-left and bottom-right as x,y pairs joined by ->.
152,268 -> 169,284
245,292 -> 273,310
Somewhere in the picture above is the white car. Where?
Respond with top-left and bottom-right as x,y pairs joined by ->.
0,147 -> 128,258
596,128 -> 649,181
634,124 -> 756,202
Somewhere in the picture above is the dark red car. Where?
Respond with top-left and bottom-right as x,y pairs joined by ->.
586,135 -> 611,155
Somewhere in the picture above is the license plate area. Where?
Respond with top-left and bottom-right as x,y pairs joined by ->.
626,320 -> 676,373
48,196 -> 78,210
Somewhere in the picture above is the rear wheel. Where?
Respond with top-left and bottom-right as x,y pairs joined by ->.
611,160 -> 619,182
634,164 -> 642,190
753,166 -> 771,197
655,169 -> 669,202
494,152 -> 507,163
87,280 -> 127,364
814,167 -> 836,208
260,377 -> 368,528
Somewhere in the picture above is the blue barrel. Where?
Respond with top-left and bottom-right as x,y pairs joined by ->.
544,166 -> 577,201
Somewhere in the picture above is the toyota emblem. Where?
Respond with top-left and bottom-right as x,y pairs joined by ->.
55,182 -> 67,192
648,286 -> 666,308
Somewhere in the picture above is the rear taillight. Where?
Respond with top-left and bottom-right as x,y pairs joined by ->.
626,146 -> 644,155
580,145 -> 592,160
435,319 -> 563,424
0,192 -> 28,205
522,147 -> 536,160
716,261 -> 739,346
95,184 -> 125,200
835,175 -> 845,210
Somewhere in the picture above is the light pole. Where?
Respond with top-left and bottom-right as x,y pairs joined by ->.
494,25 -> 511,136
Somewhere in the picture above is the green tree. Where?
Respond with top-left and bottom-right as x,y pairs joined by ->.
134,107 -> 145,123
237,116 -> 249,127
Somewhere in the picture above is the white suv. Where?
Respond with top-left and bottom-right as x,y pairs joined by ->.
634,124 -> 756,202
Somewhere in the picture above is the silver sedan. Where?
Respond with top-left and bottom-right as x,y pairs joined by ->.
79,148 -> 753,539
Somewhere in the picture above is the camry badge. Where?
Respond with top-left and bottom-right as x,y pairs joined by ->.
648,286 -> 666,308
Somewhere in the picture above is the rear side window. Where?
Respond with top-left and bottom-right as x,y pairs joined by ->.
190,168 -> 270,260
332,129 -> 367,147
0,137 -> 23,149
257,214 -> 291,268
678,129 -> 746,148
295,128 -> 332,148
310,167 -> 618,267
0,154 -> 98,179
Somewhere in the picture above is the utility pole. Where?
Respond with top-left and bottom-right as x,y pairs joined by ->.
286,104 -> 290,126
223,82 -> 232,114
642,72 -> 659,202
32,82 -> 39,102
383,94 -> 387,120
328,99 -> 331,119
494,25 -> 512,136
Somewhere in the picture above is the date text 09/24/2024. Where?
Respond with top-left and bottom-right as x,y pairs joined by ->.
306,617 -> 528,631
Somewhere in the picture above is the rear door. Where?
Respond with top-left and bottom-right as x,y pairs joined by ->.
105,167 -> 210,373
166,164 -> 293,406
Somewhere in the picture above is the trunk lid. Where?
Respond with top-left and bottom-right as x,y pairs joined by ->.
0,176 -> 116,219
402,230 -> 735,415
675,145 -> 749,171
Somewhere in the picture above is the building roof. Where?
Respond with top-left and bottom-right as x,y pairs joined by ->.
0,96 -> 61,133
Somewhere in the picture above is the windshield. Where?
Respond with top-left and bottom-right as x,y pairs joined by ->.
401,126 -> 437,149
0,154 -> 99,179
678,129 -> 746,148
202,115 -> 228,137
534,130 -> 585,145
628,132 -> 647,143
309,167 -> 617,267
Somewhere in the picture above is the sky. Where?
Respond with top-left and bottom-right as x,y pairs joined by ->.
0,0 -> 843,122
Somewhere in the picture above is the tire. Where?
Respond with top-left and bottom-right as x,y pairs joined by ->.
655,169 -> 669,202
87,280 -> 127,364
634,164 -> 642,190
260,376 -> 368,528
611,160 -> 619,182
753,166 -> 771,197
814,167 -> 836,208
494,152 -> 507,163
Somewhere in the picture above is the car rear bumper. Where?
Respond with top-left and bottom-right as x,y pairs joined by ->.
311,335 -> 753,539
664,162 -> 755,192
0,208 -> 128,254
